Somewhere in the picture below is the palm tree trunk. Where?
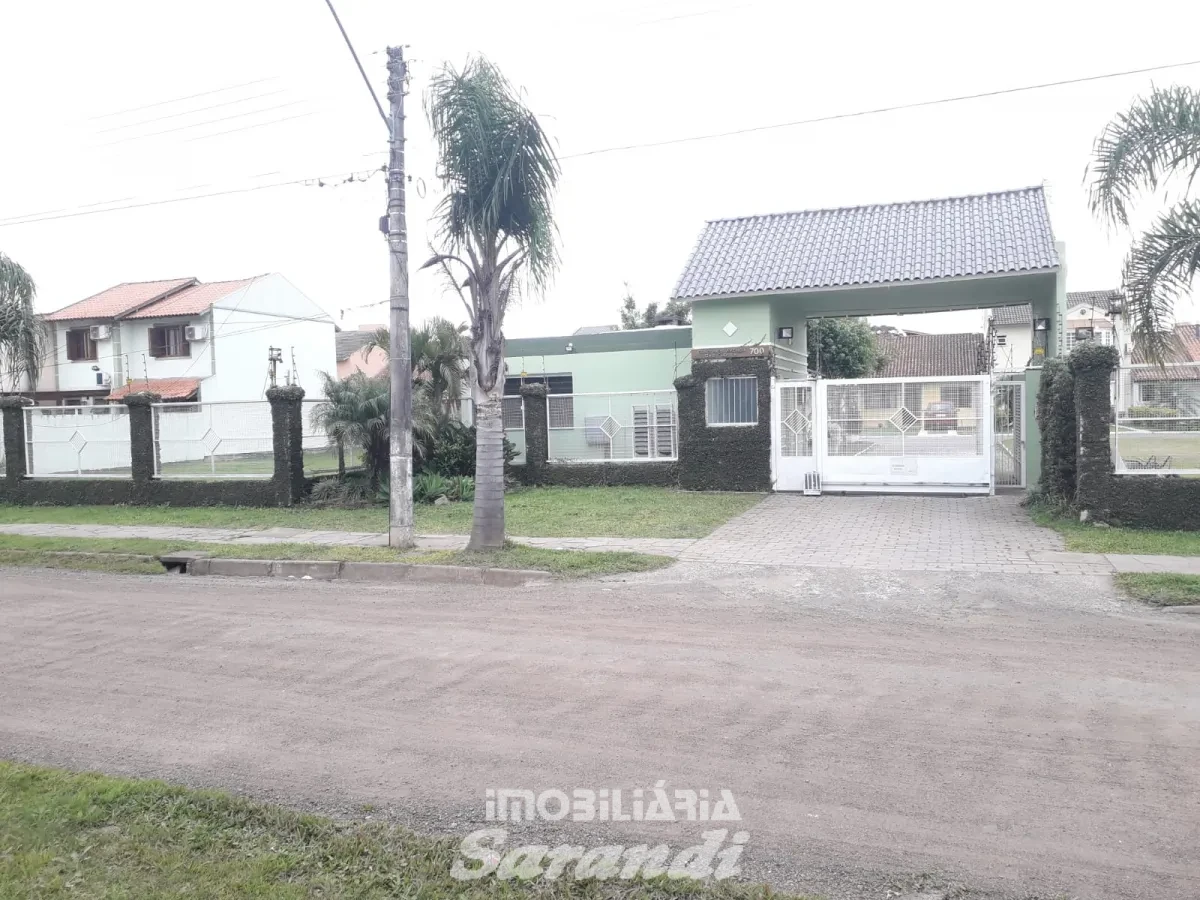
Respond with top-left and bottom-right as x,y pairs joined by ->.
468,385 -> 506,549
336,439 -> 345,479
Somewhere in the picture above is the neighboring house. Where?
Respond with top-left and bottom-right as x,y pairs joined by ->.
32,274 -> 335,405
1122,322 -> 1200,413
989,290 -> 1121,371
875,332 -> 988,379
336,328 -> 387,379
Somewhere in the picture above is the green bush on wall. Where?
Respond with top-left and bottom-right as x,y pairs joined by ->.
1035,357 -> 1076,501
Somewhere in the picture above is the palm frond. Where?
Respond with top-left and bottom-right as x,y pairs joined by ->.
1088,85 -> 1200,227
1121,199 -> 1200,363
0,252 -> 45,392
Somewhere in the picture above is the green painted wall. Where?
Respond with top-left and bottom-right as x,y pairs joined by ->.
690,298 -> 773,348
1024,367 -> 1043,489
505,346 -> 690,393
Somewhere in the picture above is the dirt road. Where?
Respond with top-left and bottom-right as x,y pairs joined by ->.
1,566 -> 1197,899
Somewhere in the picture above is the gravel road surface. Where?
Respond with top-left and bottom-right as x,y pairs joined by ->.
2,566 -> 1197,899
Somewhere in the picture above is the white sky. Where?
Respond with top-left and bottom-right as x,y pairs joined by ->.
3,0 -> 1200,339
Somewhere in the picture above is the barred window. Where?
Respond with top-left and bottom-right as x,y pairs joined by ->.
501,397 -> 524,429
705,376 -> 757,425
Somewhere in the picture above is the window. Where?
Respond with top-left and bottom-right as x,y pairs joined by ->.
705,376 -> 757,425
506,373 -> 574,427
149,325 -> 190,358
66,329 -> 97,361
501,396 -> 524,429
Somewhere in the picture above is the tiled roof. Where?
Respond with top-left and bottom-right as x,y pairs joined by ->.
107,377 -> 201,401
124,278 -> 258,319
45,278 -> 197,321
672,186 -> 1058,300
335,330 -> 376,361
875,332 -> 988,378
1131,324 -> 1200,381
1067,289 -> 1121,313
991,304 -> 1031,327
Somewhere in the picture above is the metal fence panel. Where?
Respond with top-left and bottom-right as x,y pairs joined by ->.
1114,363 -> 1200,475
502,396 -> 526,464
823,378 -> 986,458
547,391 -> 678,462
153,401 -> 274,479
24,406 -> 133,477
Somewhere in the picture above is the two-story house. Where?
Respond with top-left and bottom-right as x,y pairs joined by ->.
31,273 -> 336,405
990,289 -> 1122,372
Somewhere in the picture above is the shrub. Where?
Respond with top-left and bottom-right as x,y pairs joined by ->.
419,422 -> 517,477
1036,357 -> 1076,500
413,472 -> 451,504
308,475 -> 375,507
446,475 -> 475,501
1127,405 -> 1179,418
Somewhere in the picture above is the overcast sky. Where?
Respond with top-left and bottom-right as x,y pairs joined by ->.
3,0 -> 1200,339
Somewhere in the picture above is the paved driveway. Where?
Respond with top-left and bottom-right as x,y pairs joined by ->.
683,493 -> 1090,574
2,567 -> 1198,900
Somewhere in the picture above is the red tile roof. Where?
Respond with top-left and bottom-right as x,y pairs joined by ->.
45,278 -> 197,322
107,377 -> 201,401
1131,324 -> 1200,381
124,277 -> 259,319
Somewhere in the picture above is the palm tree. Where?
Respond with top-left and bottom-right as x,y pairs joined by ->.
0,253 -> 46,393
1088,85 -> 1200,361
309,371 -> 391,488
422,56 -> 560,550
365,317 -> 469,414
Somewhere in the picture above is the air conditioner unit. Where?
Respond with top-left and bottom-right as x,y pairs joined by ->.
184,324 -> 209,341
89,325 -> 111,341
95,372 -> 111,387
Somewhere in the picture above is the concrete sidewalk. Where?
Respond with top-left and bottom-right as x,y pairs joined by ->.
0,522 -> 697,558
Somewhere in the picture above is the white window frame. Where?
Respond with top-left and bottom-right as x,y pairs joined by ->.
705,375 -> 758,427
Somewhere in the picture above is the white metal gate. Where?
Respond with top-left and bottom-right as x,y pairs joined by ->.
773,375 -> 993,493
992,380 -> 1025,487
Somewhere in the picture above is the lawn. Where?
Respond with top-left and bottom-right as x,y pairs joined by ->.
0,762 -> 804,899
1110,431 -> 1200,470
0,486 -> 762,539
1028,503 -> 1200,557
0,534 -> 673,578
1115,573 -> 1200,606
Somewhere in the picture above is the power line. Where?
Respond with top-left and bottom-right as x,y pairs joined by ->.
94,89 -> 289,134
88,77 -> 280,120
181,111 -> 318,142
0,167 -> 383,228
560,57 -> 1200,160
98,100 -> 311,146
321,0 -> 389,131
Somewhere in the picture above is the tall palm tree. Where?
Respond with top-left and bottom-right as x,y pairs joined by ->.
0,253 -> 46,393
365,317 -> 469,414
422,56 -> 560,550
1088,85 -> 1200,362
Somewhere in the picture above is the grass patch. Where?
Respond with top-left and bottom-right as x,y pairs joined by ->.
0,762 -> 810,899
0,487 -> 762,539
1115,573 -> 1200,606
0,534 -> 672,579
1027,502 -> 1200,556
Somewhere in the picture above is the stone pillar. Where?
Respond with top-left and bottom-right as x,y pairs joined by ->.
267,385 -> 306,505
121,392 -> 161,482
0,396 -> 33,480
1069,344 -> 1119,516
519,383 -> 549,485
675,351 -> 773,492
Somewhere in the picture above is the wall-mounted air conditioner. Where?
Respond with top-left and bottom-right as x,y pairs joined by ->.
184,324 -> 209,341
95,372 -> 112,387
89,325 -> 112,341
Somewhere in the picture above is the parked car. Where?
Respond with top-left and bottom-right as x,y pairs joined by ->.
923,401 -> 957,432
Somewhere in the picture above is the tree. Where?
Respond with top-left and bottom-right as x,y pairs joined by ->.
1088,85 -> 1200,362
807,318 -> 879,378
619,283 -> 691,329
366,317 -> 469,415
0,253 -> 46,393
421,56 -> 560,550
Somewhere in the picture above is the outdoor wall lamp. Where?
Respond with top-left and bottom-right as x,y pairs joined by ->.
776,326 -> 794,341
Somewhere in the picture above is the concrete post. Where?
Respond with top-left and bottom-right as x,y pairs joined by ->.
519,383 -> 549,485
121,392 -> 161,482
1069,345 -> 1119,517
267,385 -> 306,505
0,396 -> 33,480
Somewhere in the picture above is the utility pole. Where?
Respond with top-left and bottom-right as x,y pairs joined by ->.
386,46 -> 414,548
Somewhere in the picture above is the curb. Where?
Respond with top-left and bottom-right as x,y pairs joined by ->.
185,556 -> 552,587
1160,604 -> 1200,615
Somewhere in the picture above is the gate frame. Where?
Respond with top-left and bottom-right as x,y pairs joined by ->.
772,374 -> 996,495
990,378 -> 1026,489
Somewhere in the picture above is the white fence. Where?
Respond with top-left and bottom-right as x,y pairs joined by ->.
501,396 -> 526,464
24,406 -> 133,477
547,391 -> 678,462
1113,363 -> 1200,475
153,401 -> 274,479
